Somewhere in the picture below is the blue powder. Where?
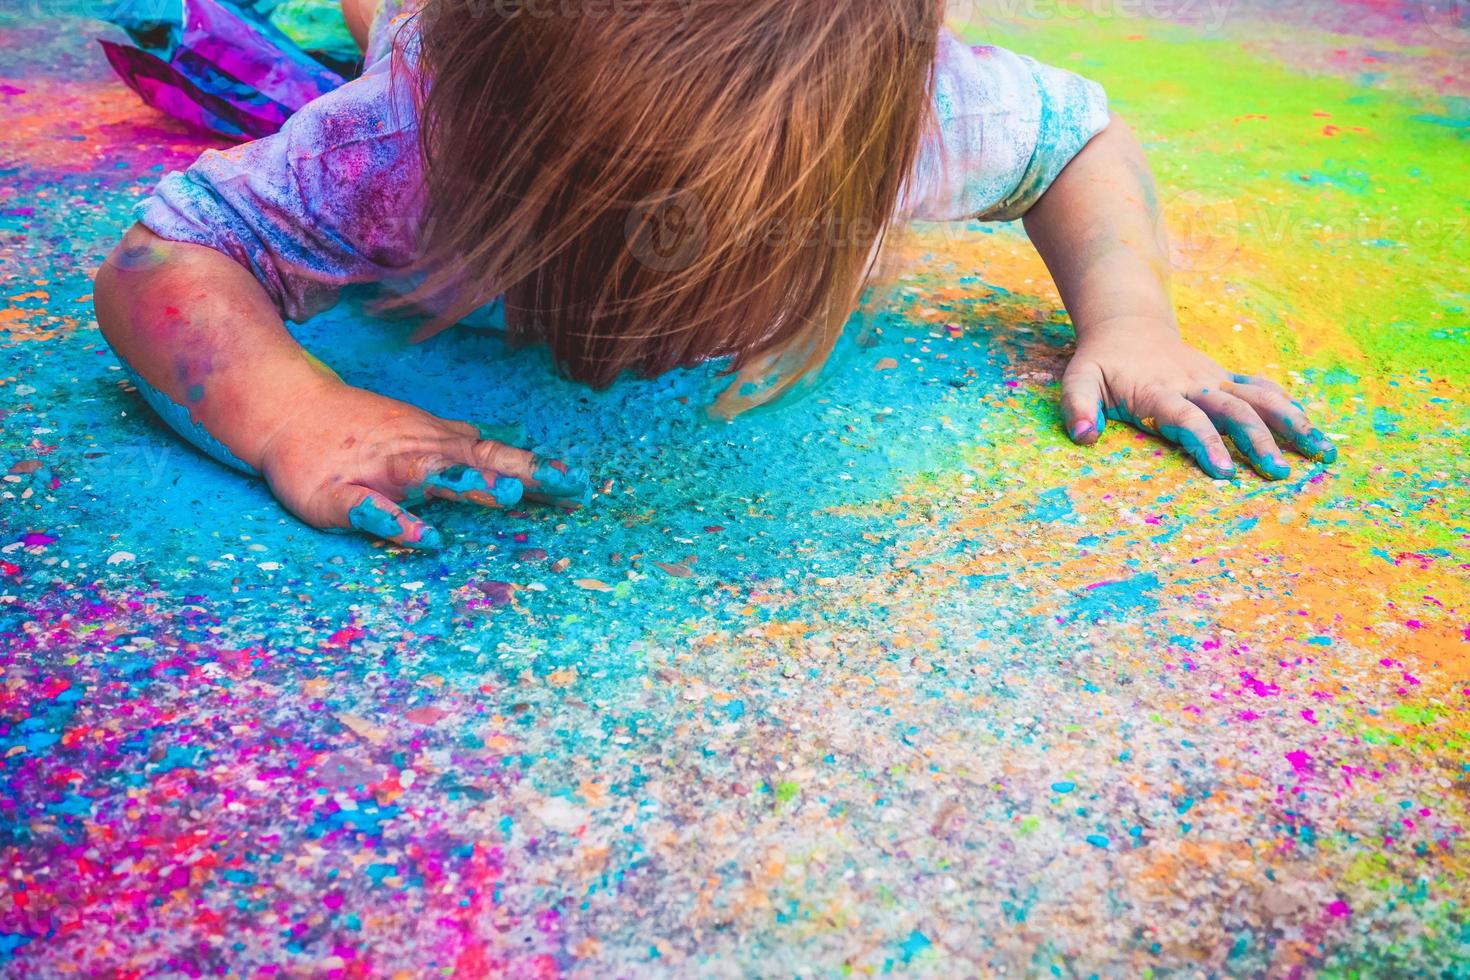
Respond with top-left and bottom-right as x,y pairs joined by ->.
120,360 -> 258,475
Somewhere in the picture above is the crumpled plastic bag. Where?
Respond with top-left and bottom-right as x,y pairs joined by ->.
100,0 -> 350,139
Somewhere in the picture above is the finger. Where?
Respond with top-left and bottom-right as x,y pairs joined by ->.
1060,363 -> 1106,446
453,438 -> 593,506
395,454 -> 523,509
526,458 -> 594,507
1229,372 -> 1288,397
1223,380 -> 1337,463
1152,395 -> 1237,480
420,463 -> 524,508
1189,389 -> 1291,480
457,420 -> 533,450
1231,372 -> 1313,417
1104,397 -> 1153,432
334,485 -> 445,550
520,455 -> 593,508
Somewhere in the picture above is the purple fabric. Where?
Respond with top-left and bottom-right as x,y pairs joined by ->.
101,40 -> 255,139
173,46 -> 297,133
179,0 -> 344,111
102,0 -> 344,139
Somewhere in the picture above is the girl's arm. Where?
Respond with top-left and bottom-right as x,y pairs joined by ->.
340,0 -> 375,53
95,225 -> 590,549
1023,116 -> 1337,479
95,226 -> 333,475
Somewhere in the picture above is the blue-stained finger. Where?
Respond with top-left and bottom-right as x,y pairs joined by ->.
531,459 -> 592,503
1060,366 -> 1105,446
1190,389 -> 1291,480
1222,379 -> 1338,465
1153,396 -> 1237,480
474,422 -> 533,450
420,464 -> 524,508
1220,417 -> 1290,480
457,435 -> 593,508
1109,397 -> 1236,480
346,490 -> 445,550
1158,424 -> 1236,480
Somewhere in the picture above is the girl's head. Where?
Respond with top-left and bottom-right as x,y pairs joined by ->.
412,0 -> 939,407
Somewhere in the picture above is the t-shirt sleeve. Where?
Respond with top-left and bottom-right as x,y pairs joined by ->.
900,30 -> 1111,223
136,58 -> 425,323
364,0 -> 420,67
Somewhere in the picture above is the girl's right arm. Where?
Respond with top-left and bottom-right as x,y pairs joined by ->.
95,224 -> 591,550
95,225 -> 333,477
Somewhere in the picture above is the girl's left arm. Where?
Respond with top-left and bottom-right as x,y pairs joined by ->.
1022,114 -> 1337,480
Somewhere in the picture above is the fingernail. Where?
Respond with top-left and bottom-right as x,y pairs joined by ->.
1208,449 -> 1235,476
411,525 -> 446,551
1304,429 -> 1337,463
533,459 -> 590,498
492,475 -> 524,507
1070,420 -> 1096,443
1261,456 -> 1291,480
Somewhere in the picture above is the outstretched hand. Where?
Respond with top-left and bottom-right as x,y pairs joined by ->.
1059,321 -> 1337,481
258,382 -> 591,550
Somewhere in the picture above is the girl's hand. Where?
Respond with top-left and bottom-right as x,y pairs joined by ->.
258,381 -> 592,550
1019,117 -> 1337,482
1058,320 -> 1338,481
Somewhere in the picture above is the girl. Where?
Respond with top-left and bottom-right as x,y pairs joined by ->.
94,0 -> 1338,551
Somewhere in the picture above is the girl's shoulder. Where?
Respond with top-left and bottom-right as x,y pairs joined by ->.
137,42 -> 428,324
364,0 -> 423,67
904,31 -> 1111,223
295,54 -> 421,155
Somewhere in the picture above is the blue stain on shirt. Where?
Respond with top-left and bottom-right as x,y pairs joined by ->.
0,933 -> 32,960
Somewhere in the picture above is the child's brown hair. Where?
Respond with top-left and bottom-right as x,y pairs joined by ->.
410,0 -> 939,408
